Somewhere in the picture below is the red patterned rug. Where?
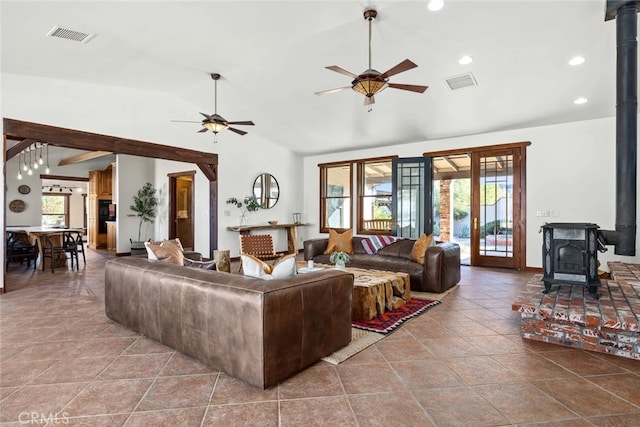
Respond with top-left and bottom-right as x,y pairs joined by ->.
352,298 -> 441,335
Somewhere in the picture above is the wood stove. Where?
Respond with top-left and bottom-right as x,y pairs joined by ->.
541,223 -> 602,299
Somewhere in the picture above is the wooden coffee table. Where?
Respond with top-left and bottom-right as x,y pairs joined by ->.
298,263 -> 411,320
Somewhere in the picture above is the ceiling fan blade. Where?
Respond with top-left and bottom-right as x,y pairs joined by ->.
199,112 -> 213,121
380,59 -> 418,79
226,120 -> 255,126
325,65 -> 358,78
228,127 -> 248,136
314,87 -> 351,96
388,83 -> 429,93
364,95 -> 375,106
171,120 -> 201,123
198,128 -> 208,133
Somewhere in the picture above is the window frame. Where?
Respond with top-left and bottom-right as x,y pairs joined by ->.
356,156 -> 396,235
319,161 -> 353,233
41,193 -> 70,228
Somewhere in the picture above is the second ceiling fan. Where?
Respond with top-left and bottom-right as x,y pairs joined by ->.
315,9 -> 428,110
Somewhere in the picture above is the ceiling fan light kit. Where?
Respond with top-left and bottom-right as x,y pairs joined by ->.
315,9 -> 428,111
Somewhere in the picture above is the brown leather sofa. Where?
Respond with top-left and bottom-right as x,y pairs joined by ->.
104,256 -> 353,389
304,236 -> 461,293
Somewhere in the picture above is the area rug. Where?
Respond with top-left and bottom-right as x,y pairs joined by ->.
321,328 -> 385,365
411,284 -> 458,301
352,297 -> 441,335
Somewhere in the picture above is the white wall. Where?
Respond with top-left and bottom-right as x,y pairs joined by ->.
303,116 -> 639,270
115,154 -> 155,253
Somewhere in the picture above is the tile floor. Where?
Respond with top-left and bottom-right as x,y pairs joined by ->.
2,250 -> 640,426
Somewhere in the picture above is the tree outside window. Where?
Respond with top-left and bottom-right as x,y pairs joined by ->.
320,163 -> 352,232
42,194 -> 68,228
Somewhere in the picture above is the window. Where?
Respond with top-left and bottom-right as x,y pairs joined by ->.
42,194 -> 69,228
320,162 -> 352,232
357,159 -> 393,234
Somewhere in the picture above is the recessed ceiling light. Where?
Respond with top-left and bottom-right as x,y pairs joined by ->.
569,56 -> 585,66
574,97 -> 588,105
428,0 -> 444,12
459,55 -> 473,65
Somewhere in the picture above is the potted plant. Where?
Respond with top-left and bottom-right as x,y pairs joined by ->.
129,182 -> 159,254
329,251 -> 350,269
226,195 -> 261,225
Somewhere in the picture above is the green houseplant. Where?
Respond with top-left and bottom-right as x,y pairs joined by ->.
226,195 -> 261,225
129,182 -> 159,253
329,251 -> 350,269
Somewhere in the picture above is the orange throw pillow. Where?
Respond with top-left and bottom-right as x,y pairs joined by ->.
148,242 -> 184,266
323,229 -> 354,254
410,233 -> 433,264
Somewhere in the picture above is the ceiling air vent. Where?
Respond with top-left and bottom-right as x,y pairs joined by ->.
444,72 -> 478,91
46,26 -> 95,43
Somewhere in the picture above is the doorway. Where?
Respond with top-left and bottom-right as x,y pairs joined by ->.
168,172 -> 195,250
427,142 -> 528,270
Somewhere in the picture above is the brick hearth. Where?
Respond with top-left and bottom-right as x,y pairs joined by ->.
512,262 -> 640,360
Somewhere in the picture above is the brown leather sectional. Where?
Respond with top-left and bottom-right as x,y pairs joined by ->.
104,256 -> 354,389
304,236 -> 461,293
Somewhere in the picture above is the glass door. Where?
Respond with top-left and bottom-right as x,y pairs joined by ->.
391,157 -> 432,238
472,148 -> 521,268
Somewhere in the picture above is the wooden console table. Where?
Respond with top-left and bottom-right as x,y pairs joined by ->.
227,223 -> 310,254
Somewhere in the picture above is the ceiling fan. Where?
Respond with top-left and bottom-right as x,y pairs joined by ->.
173,73 -> 254,142
315,9 -> 428,111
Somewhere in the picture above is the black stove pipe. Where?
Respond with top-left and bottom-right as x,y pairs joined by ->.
601,1 -> 638,256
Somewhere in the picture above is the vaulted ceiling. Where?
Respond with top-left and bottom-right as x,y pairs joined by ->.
1,1 -> 621,155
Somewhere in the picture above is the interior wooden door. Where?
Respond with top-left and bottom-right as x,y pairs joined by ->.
471,147 -> 522,268
168,172 -> 195,250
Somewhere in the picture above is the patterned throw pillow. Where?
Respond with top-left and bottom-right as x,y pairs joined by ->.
361,235 -> 405,255
410,233 -> 433,264
183,258 -> 217,270
323,229 -> 354,254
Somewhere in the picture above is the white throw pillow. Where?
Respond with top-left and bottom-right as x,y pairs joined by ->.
270,255 -> 297,280
241,255 -> 272,280
241,254 -> 297,281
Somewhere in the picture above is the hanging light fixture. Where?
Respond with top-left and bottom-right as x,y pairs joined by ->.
38,143 -> 44,165
27,149 -> 33,176
45,144 -> 50,174
17,152 -> 22,180
32,143 -> 39,170
22,149 -> 28,171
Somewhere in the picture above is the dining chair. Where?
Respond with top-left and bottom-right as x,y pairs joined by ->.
238,234 -> 284,273
69,230 -> 86,266
40,232 -> 78,273
5,231 -> 38,271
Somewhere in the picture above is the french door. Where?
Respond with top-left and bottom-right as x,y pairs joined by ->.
391,157 -> 432,238
471,147 -> 523,268
426,142 -> 527,270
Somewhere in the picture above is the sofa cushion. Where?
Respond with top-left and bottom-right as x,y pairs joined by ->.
324,229 -> 354,254
410,233 -> 433,264
183,258 -> 217,270
147,241 -> 184,265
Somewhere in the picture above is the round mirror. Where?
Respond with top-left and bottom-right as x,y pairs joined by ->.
253,173 -> 279,209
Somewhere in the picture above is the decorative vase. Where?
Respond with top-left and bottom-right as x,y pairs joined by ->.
335,260 -> 346,270
239,214 -> 248,226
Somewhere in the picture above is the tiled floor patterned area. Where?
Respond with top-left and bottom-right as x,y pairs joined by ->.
2,250 -> 640,426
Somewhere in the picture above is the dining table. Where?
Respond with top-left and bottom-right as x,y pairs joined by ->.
5,226 -> 84,270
